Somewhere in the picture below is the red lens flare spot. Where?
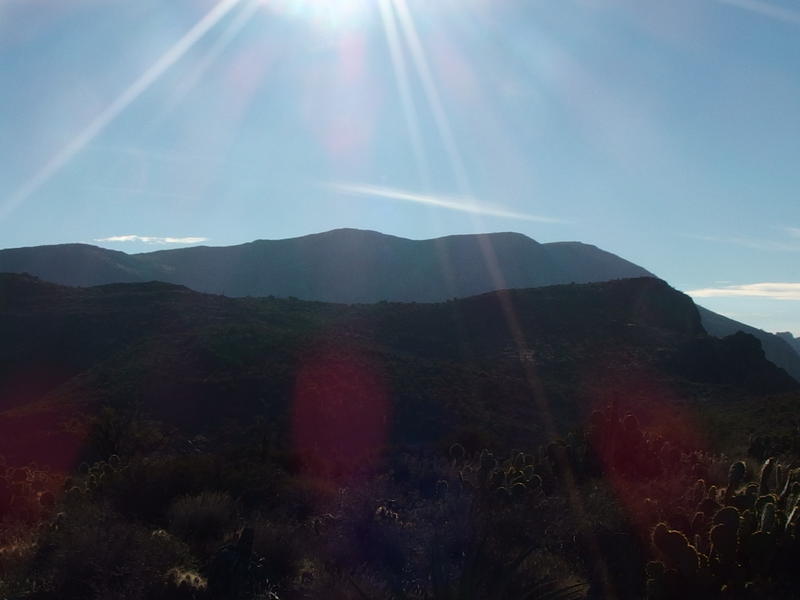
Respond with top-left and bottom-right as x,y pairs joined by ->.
292,347 -> 390,484
581,366 -> 710,535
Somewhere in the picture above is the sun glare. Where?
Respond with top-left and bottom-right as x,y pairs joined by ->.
263,0 -> 373,30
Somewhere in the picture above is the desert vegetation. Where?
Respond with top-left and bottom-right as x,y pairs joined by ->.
2,396 -> 800,599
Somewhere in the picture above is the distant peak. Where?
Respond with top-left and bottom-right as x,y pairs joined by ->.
275,228 -> 539,244
3,242 -> 105,252
313,228 -> 401,239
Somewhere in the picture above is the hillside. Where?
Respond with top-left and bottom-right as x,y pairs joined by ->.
3,273 -> 800,599
1,273 -> 795,471
777,331 -> 800,356
697,306 -> 800,381
2,229 -> 798,381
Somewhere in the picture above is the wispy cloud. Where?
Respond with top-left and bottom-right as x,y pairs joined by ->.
685,233 -> 800,252
687,282 -> 800,300
717,0 -> 800,26
787,227 -> 800,238
95,235 -> 208,245
327,182 -> 567,224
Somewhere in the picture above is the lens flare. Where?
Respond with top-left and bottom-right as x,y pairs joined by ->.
262,0 -> 372,30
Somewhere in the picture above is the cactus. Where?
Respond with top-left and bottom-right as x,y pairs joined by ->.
490,470 -> 505,489
759,502 -> 776,533
645,560 -> 667,600
691,479 -> 707,506
724,461 -> 746,502
164,568 -> 208,599
690,512 -> 707,537
698,487 -> 721,518
710,507 -> 739,564
759,457 -> 776,496
512,452 -> 525,470
652,523 -> 700,576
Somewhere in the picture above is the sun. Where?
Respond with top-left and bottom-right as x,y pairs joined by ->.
262,0 -> 373,31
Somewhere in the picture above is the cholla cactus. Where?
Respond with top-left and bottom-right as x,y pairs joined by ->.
164,567 -> 208,599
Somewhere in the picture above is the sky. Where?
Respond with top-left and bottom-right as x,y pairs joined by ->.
1,0 -> 799,334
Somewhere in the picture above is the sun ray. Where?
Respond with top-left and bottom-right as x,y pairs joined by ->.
390,0 -> 470,197
1,0 -> 244,219
376,0 -> 430,188
155,0 -> 263,124
385,11 -> 604,576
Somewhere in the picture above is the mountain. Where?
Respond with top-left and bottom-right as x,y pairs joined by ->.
697,307 -> 800,382
1,273 -> 796,470
0,229 -> 654,301
0,243 -> 148,287
776,332 -> 800,356
2,228 -> 798,380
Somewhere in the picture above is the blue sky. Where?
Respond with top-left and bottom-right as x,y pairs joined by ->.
1,0 -> 799,334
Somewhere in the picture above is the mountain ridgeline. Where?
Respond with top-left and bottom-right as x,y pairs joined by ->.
2,228 -> 798,380
777,331 -> 800,356
0,229 -> 653,301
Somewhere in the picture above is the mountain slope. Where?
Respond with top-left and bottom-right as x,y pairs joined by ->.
0,243 -> 153,286
697,306 -> 800,382
2,229 -> 797,381
0,229 -> 653,301
776,332 -> 800,357
1,273 -> 796,469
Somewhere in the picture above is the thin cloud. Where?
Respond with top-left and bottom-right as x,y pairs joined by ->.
95,235 -> 208,245
686,283 -> 800,300
327,182 -> 567,224
717,0 -> 800,26
786,227 -> 800,238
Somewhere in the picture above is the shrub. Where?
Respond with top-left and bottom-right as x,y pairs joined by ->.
168,491 -> 237,550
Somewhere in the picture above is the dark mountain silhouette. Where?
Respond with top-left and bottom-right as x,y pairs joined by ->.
0,229 -> 653,301
0,273 -> 796,469
776,331 -> 800,356
0,243 -> 147,287
697,307 -> 800,381
2,228 -> 798,380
